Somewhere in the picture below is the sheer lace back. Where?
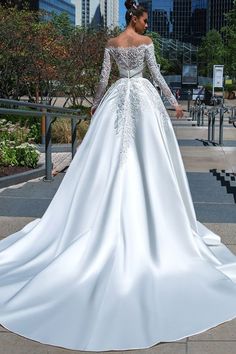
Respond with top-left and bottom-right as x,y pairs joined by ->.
108,43 -> 148,71
92,41 -> 179,167
92,42 -> 178,109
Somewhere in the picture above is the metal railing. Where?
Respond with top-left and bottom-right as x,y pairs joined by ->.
0,98 -> 90,181
190,103 -> 236,146
190,103 -> 206,126
229,107 -> 236,128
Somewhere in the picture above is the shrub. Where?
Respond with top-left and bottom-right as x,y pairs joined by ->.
225,83 -> 236,93
0,114 -> 41,143
15,143 -> 40,168
52,118 -> 90,143
0,119 -> 40,168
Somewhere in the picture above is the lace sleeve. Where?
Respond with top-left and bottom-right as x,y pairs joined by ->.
145,43 -> 178,108
92,47 -> 112,110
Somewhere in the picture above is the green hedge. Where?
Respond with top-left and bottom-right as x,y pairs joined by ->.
0,119 -> 40,168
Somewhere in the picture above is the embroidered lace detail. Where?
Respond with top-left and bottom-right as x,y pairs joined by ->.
108,44 -> 147,71
93,42 -> 178,110
93,44 -> 150,110
143,80 -> 171,132
114,79 -> 140,167
92,47 -> 112,109
144,44 -> 178,108
92,42 -> 178,166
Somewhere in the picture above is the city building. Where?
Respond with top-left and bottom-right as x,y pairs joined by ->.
71,0 -> 119,29
172,0 -> 192,42
0,0 -> 76,25
100,0 -> 119,29
39,0 -> 76,25
207,0 -> 234,32
151,0 -> 173,37
71,0 -> 100,27
191,0 -> 207,44
139,0 -> 233,45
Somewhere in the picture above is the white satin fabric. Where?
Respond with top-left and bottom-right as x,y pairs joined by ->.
1,76 -> 236,351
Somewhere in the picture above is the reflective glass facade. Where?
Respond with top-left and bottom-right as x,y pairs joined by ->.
190,0 -> 207,44
139,0 -> 233,45
39,0 -> 75,25
152,0 -> 173,38
172,0 -> 192,42
208,0 -> 234,32
81,0 -> 90,27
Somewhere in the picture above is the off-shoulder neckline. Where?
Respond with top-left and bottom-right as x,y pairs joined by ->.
106,43 -> 154,50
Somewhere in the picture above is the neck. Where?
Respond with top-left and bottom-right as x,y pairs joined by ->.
125,25 -> 138,35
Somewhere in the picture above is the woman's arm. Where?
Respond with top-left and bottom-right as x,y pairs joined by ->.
145,42 -> 183,118
91,46 -> 112,115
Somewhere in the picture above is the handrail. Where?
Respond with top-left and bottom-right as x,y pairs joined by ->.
190,103 -> 236,145
0,98 -> 80,114
0,99 -> 90,181
229,106 -> 236,128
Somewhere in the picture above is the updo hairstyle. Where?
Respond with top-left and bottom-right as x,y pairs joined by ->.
124,1 -> 147,25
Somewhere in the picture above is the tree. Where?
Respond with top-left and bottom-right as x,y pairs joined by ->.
50,11 -> 74,38
222,0 -> 236,78
198,29 -> 225,77
0,6 -> 37,98
54,26 -> 118,107
0,7 -> 72,101
145,31 -> 172,74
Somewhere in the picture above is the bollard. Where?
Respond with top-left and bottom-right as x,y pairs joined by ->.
41,108 -> 46,145
192,108 -> 195,122
197,107 -> 201,126
71,116 -> 78,159
45,113 -> 53,181
193,107 -> 196,122
211,111 -> 216,142
219,107 -> 224,145
201,105 -> 205,126
187,89 -> 191,112
208,111 -> 212,141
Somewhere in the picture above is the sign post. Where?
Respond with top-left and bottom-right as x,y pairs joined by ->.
213,65 -> 224,98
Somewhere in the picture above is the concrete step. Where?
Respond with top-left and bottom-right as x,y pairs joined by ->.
210,169 -> 236,203
0,173 -> 235,223
187,172 -> 235,204
0,174 -> 64,199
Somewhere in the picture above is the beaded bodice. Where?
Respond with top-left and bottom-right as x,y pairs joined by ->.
92,43 -> 178,109
92,42 -> 179,167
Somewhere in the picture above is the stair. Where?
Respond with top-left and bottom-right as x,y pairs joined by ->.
210,169 -> 236,203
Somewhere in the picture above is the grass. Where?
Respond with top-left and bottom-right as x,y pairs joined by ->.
52,118 -> 90,144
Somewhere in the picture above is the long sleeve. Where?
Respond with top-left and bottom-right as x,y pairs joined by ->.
145,43 -> 178,108
92,47 -> 112,110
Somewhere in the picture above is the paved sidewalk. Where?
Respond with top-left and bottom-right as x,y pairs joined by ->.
0,108 -> 236,354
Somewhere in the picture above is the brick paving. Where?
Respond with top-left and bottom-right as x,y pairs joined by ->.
0,106 -> 236,353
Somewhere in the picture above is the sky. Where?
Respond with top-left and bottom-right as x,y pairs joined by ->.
119,0 -> 126,28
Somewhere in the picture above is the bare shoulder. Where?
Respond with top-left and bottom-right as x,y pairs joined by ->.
142,36 -> 153,45
106,37 -> 118,47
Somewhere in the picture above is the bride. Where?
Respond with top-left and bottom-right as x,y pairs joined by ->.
1,0 -> 236,351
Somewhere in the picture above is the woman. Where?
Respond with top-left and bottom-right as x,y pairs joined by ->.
0,0 -> 236,351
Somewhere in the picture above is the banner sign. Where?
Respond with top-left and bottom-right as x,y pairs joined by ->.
213,65 -> 224,88
192,87 -> 205,100
182,65 -> 198,85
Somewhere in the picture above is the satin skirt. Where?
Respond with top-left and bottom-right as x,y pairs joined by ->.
0,78 -> 236,351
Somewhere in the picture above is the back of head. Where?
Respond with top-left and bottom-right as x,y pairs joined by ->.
124,1 -> 147,26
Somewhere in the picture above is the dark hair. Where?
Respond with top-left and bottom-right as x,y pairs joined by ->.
124,1 -> 147,25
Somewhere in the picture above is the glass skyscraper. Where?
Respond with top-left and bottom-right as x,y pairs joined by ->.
151,0 -> 173,38
208,0 -> 234,32
0,0 -> 76,25
190,0 -> 207,44
38,0 -> 76,25
139,0 -> 233,45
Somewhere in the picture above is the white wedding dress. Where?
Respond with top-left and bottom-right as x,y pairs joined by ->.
1,42 -> 236,351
